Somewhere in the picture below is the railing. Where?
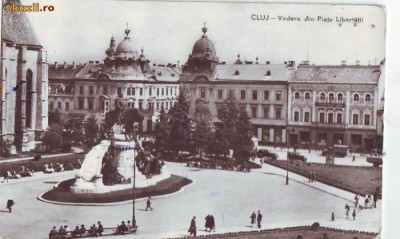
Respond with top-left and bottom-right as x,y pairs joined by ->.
312,122 -> 347,129
315,102 -> 346,108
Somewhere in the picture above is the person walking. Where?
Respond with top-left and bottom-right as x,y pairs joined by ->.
3,171 -> 10,183
373,191 -> 379,208
308,170 -> 312,183
257,210 -> 263,229
145,196 -> 153,211
345,204 -> 350,218
354,194 -> 359,207
312,171 -> 316,183
352,155 -> 355,162
204,214 -> 211,232
250,211 -> 256,227
331,212 -> 335,221
6,198 -> 14,213
210,214 -> 215,232
352,209 -> 356,221
188,216 -> 197,237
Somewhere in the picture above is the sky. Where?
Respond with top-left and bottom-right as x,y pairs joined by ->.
18,0 -> 386,66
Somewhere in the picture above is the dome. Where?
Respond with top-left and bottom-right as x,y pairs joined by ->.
115,28 -> 139,59
191,25 -> 218,60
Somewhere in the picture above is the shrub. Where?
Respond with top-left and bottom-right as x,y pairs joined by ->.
33,155 -> 41,161
310,222 -> 320,231
322,232 -> 329,239
296,235 -> 303,239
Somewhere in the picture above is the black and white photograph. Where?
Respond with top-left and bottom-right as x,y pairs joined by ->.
1,0 -> 397,238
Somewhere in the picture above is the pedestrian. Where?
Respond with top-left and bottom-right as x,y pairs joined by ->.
331,212 -> 335,221
97,221 -> 103,236
354,194 -> 359,207
188,216 -> 197,237
352,209 -> 356,220
205,214 -> 211,232
48,226 -> 57,239
308,170 -> 312,183
210,214 -> 215,232
3,170 -> 10,183
6,198 -> 14,213
58,226 -> 67,239
79,224 -> 86,237
365,196 -> 369,209
145,196 -> 153,211
260,158 -> 263,165
71,226 -> 80,238
345,204 -> 350,218
250,211 -> 256,226
311,171 -> 316,183
257,210 -> 262,228
373,191 -> 379,208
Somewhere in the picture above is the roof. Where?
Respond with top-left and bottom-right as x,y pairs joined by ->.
49,62 -> 181,83
290,65 -> 381,84
2,0 -> 41,47
213,64 -> 294,82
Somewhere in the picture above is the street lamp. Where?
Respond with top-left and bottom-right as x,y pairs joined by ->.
132,144 -> 139,228
286,124 -> 289,185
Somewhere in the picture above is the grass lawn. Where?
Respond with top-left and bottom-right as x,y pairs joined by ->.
265,160 -> 382,197
187,226 -> 377,239
0,154 -> 84,175
41,175 -> 192,203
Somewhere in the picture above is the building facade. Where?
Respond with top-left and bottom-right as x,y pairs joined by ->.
1,3 -> 48,152
287,61 -> 385,152
179,26 -> 294,145
48,27 -> 180,132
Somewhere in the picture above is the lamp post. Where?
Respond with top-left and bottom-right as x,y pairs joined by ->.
132,145 -> 138,228
286,123 -> 289,185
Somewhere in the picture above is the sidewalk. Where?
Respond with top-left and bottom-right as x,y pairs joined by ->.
0,146 -> 84,164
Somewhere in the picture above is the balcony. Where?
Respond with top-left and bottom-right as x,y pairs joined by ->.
312,122 -> 347,129
315,101 -> 346,108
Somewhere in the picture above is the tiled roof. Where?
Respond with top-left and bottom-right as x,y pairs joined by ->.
49,64 -> 85,80
2,0 -> 41,47
214,64 -> 294,82
290,65 -> 381,84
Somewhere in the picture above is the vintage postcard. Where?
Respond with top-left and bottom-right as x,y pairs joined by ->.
0,0 -> 385,238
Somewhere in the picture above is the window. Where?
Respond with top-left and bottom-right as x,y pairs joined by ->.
117,87 -> 122,97
252,90 -> 258,100
338,93 -> 343,102
305,92 -> 310,100
88,99 -> 94,110
294,112 -> 299,122
49,101 -> 53,110
79,86 -> 84,95
251,107 -> 257,118
149,88 -> 152,96
304,112 -> 310,122
337,113 -> 343,124
140,88 -> 143,96
353,114 -> 359,125
294,92 -> 300,100
240,90 -> 246,100
275,108 -> 281,119
320,93 -> 325,101
57,102 -> 62,109
103,86 -> 108,95
78,99 -> 84,110
319,112 -> 325,123
161,88 -> 164,96
365,94 -> 371,102
89,86 -> 94,95
364,114 -> 370,125
65,102 -> 70,111
186,90 -> 190,98
218,90 -> 223,99
132,87 -> 136,96
353,94 -> 359,102
276,91 -> 282,101
127,87 -> 132,96
200,89 -> 206,99
329,93 -> 334,102
263,107 -> 269,118
264,91 -> 269,100
328,113 -> 334,123
157,88 -> 160,96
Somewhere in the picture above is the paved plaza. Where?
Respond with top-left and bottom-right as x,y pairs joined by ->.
0,157 -> 381,239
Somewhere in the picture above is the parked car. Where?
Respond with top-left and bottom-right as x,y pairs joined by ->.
257,149 -> 278,160
367,155 -> 383,167
321,145 -> 349,157
288,152 -> 307,162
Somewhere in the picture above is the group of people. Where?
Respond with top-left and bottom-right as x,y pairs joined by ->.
354,193 -> 378,209
43,162 -> 75,174
115,220 -> 137,235
250,211 -> 263,228
204,214 -> 216,232
2,167 -> 34,182
308,170 -> 317,183
48,222 -> 104,239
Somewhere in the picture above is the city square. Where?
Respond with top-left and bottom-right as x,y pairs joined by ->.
0,1 -> 387,238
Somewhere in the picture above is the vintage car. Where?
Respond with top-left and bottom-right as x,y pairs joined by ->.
287,152 -> 307,162
321,145 -> 349,157
256,149 -> 278,160
366,155 -> 383,167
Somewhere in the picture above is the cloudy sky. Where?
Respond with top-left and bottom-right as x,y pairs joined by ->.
19,0 -> 385,66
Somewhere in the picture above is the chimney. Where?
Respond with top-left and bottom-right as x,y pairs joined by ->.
63,62 -> 67,69
356,60 -> 360,66
341,60 -> 347,65
95,61 -> 99,64
54,62 -> 58,69
72,62 -> 76,69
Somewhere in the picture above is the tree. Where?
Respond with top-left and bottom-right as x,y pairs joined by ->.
154,105 -> 170,153
49,108 -> 68,126
41,124 -> 64,151
167,93 -> 191,154
205,127 -> 230,157
217,90 -> 253,161
193,105 -> 212,158
86,117 -> 99,147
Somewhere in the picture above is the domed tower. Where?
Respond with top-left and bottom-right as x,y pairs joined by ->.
183,23 -> 219,74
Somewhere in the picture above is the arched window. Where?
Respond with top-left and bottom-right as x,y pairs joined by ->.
305,92 -> 311,100
320,93 -> 326,101
329,93 -> 334,102
365,94 -> 371,102
353,93 -> 359,102
294,92 -> 300,100
337,93 -> 343,102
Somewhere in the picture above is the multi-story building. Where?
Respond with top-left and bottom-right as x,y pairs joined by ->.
179,25 -> 294,145
287,60 -> 385,152
1,4 -> 48,152
48,27 -> 180,132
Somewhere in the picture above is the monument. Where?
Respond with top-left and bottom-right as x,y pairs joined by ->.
70,97 -> 170,194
